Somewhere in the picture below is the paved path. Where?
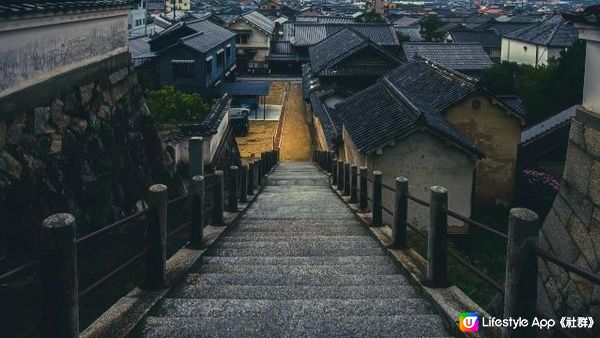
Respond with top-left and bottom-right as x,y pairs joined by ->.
135,163 -> 451,337
279,84 -> 312,162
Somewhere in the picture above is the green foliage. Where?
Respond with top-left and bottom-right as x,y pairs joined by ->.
396,31 -> 411,43
145,86 -> 211,125
481,40 -> 585,124
355,11 -> 386,23
420,16 -> 444,41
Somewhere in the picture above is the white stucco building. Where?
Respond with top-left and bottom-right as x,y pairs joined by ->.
501,15 -> 578,66
0,1 -> 129,97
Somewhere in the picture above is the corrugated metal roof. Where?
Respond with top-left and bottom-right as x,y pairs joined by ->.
520,105 -> 576,144
402,42 -> 494,71
236,11 -> 275,35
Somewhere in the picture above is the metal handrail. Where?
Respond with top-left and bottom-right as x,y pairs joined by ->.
535,247 -> 600,285
75,209 -> 149,244
167,192 -> 194,206
446,249 -> 505,293
445,208 -> 508,239
167,221 -> 192,239
78,249 -> 146,298
406,194 -> 430,207
0,259 -> 40,283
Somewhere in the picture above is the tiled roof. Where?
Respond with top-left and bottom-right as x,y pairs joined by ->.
308,28 -> 401,76
384,57 -> 478,113
395,27 -> 424,42
0,0 -> 129,17
447,30 -> 501,49
335,76 -> 483,156
296,15 -> 356,24
520,105 -> 576,144
292,23 -> 399,46
309,92 -> 341,148
496,95 -> 528,119
129,36 -> 155,59
563,4 -> 600,26
402,42 -> 494,71
503,15 -> 578,48
181,20 -> 235,53
236,11 -> 275,35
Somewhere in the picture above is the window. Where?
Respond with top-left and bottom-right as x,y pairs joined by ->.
171,60 -> 195,79
471,99 -> 481,110
235,32 -> 250,44
217,51 -> 225,71
226,45 -> 232,61
205,59 -> 213,79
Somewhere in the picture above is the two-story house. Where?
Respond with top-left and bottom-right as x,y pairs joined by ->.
226,11 -> 275,74
148,19 -> 237,99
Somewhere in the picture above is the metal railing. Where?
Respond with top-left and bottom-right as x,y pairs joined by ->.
0,138 -> 280,338
313,149 -> 600,338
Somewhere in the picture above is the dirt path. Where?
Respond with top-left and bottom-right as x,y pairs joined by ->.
279,83 -> 311,162
236,121 -> 278,160
264,82 -> 286,105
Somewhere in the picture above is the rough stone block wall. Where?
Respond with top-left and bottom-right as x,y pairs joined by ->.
0,53 -> 183,260
537,109 -> 600,338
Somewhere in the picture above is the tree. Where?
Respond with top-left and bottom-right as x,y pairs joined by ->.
420,16 -> 444,41
354,10 -> 386,23
145,86 -> 211,125
396,31 -> 411,43
481,40 -> 585,124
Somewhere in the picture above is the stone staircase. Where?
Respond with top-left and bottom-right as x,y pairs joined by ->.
134,162 -> 452,337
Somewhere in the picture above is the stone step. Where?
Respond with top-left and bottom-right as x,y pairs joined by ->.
196,263 -> 399,275
214,239 -> 381,249
242,212 -> 356,220
207,246 -> 386,256
267,179 -> 330,186
200,255 -> 390,266
221,233 -> 370,241
182,273 -> 410,286
168,284 -> 418,300
234,226 -> 367,234
150,298 -> 434,318
137,314 -> 450,337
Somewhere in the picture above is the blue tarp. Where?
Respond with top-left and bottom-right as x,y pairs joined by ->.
220,81 -> 270,96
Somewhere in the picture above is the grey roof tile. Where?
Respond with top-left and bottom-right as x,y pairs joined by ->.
181,20 -> 235,53
308,28 -> 400,75
292,23 -> 399,46
447,30 -> 501,49
503,15 -> 578,48
334,75 -> 483,157
402,42 -> 494,71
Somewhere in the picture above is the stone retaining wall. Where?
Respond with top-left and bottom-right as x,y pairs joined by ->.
0,52 -> 183,260
537,108 -> 600,338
